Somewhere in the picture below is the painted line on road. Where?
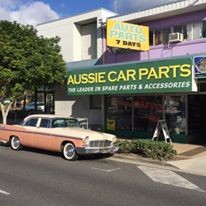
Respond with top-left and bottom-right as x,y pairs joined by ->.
137,166 -> 205,193
0,189 -> 10,196
92,167 -> 120,173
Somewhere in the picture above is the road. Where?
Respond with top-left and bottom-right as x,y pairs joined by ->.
0,144 -> 206,206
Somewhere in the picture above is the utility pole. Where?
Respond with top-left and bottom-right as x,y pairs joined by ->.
114,0 -> 117,13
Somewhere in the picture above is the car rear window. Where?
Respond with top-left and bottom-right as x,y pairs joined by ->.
24,118 -> 38,127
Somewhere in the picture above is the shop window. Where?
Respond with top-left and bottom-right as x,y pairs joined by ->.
173,25 -> 187,40
193,22 -> 202,39
164,95 -> 186,135
202,20 -> 206,38
150,21 -> 205,46
133,96 -> 163,133
106,95 -> 163,133
154,28 -> 170,45
185,22 -> 203,40
90,95 -> 101,109
154,30 -> 161,45
186,23 -> 193,40
107,96 -> 132,131
149,30 -> 154,46
199,82 -> 206,91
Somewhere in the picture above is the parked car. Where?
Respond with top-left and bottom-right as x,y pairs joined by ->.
24,102 -> 45,111
0,114 -> 118,160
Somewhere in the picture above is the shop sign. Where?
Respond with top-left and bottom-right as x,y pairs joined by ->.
67,57 -> 197,95
106,19 -> 149,51
194,56 -> 206,78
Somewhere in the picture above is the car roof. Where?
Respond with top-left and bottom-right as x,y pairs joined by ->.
24,114 -> 76,119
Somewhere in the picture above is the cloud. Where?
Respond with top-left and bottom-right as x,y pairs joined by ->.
0,0 -> 22,10
0,1 -> 59,26
116,0 -> 181,14
0,7 -> 11,21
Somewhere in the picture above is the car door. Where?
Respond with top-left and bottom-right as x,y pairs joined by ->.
34,118 -> 59,151
19,117 -> 39,147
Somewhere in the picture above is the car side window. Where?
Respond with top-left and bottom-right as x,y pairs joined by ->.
52,119 -> 68,128
39,119 -> 50,128
67,119 -> 80,127
24,118 -> 38,127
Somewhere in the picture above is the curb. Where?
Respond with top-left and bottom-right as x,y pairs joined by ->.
111,153 -> 178,169
109,153 -> 206,177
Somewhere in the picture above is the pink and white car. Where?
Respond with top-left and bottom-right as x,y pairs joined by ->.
0,114 -> 118,161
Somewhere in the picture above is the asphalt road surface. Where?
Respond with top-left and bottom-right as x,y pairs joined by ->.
0,144 -> 206,206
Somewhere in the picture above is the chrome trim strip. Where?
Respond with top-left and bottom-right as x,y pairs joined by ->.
0,127 -> 82,141
76,145 -> 118,154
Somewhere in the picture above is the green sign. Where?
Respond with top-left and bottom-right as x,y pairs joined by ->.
67,57 -> 197,95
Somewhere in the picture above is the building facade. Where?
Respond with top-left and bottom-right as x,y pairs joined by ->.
37,0 -> 206,144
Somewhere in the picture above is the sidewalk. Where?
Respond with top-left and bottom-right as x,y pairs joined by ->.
168,143 -> 206,176
111,143 -> 206,176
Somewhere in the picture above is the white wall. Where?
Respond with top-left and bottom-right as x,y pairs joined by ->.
55,101 -> 75,116
37,8 -> 116,62
54,86 -> 102,129
37,20 -> 74,62
81,23 -> 97,60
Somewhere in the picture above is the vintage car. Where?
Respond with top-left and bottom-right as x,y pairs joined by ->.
0,114 -> 118,161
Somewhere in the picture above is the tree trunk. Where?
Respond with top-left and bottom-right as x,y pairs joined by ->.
0,102 -> 13,125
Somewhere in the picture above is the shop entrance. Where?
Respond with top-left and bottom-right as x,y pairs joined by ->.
188,94 -> 206,144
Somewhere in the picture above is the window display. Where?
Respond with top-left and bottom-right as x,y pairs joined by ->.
106,95 -> 163,133
107,96 -> 132,131
133,96 -> 163,132
164,95 -> 186,135
106,95 -> 186,136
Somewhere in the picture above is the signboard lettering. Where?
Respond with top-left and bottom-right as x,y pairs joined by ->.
107,20 -> 149,51
67,57 -> 196,95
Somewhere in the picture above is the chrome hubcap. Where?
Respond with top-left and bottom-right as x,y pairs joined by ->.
12,137 -> 20,148
65,145 -> 74,158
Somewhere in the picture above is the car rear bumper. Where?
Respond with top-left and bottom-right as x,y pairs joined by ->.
0,140 -> 8,144
75,145 -> 119,155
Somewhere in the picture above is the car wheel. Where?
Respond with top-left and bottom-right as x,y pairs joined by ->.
63,142 -> 78,161
10,136 -> 22,150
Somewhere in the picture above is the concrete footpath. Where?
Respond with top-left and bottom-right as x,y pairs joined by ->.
168,143 -> 206,176
111,143 -> 206,176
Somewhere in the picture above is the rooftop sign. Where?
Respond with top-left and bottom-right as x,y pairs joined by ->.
106,19 -> 149,51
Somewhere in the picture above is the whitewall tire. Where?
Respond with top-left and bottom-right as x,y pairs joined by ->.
62,142 -> 78,161
10,136 -> 22,150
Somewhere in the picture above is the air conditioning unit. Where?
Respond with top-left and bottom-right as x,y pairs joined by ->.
168,33 -> 183,43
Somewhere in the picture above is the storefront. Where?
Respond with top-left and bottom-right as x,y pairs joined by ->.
67,55 -> 206,143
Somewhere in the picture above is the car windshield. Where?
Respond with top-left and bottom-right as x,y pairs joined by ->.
51,118 -> 81,128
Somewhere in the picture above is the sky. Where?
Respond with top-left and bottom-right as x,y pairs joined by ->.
0,0 -> 181,26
